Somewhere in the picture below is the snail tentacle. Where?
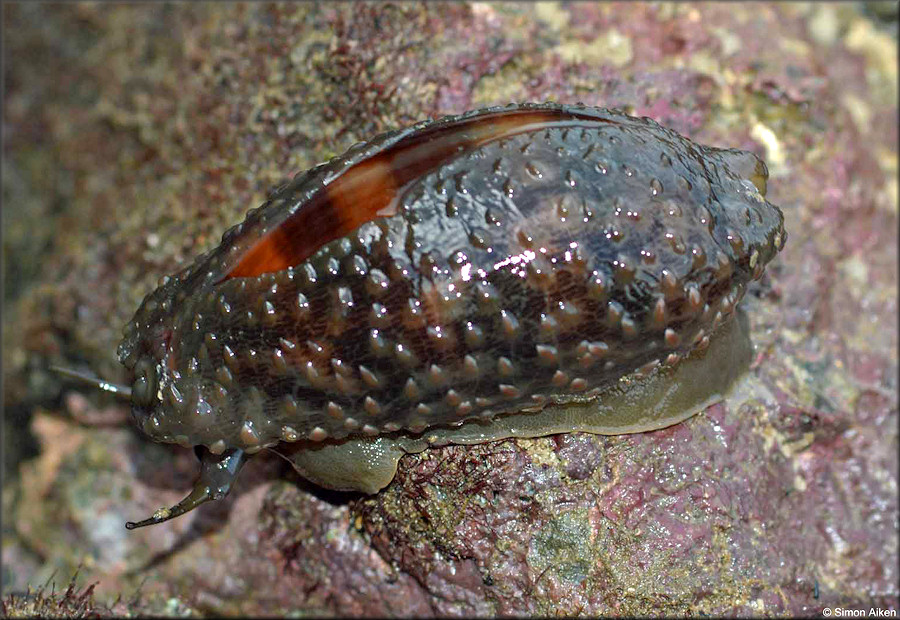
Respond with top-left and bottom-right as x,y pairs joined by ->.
125,447 -> 247,529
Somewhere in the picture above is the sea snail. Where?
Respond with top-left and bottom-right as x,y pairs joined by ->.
106,102 -> 785,528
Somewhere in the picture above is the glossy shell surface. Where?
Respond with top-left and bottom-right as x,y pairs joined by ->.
117,102 -> 786,457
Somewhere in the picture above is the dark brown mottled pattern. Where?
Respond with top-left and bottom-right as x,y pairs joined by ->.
117,102 -> 785,453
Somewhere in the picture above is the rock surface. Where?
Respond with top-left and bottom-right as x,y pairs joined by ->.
3,2 -> 897,616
